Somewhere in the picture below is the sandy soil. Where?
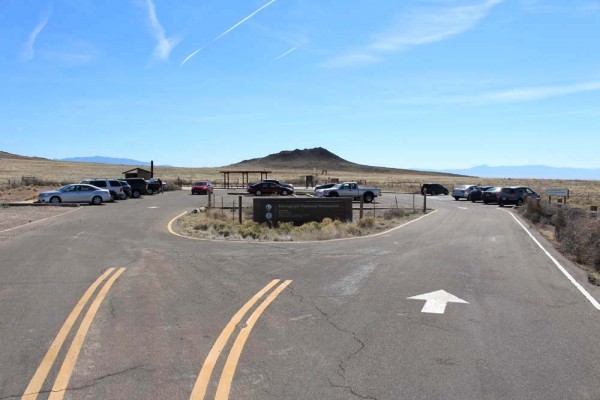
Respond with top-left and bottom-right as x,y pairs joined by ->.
0,185 -> 55,203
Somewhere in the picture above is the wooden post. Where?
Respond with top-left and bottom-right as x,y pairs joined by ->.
238,196 -> 243,224
557,198 -> 563,207
207,192 -> 212,208
591,206 -> 598,218
359,196 -> 364,220
423,191 -> 427,213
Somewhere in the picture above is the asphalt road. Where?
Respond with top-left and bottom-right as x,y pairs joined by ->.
1,190 -> 600,399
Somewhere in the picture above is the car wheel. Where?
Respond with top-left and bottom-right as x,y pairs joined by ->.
516,198 -> 524,207
483,200 -> 488,204
119,193 -> 127,200
256,190 -> 262,196
454,196 -> 460,201
50,196 -> 61,205
444,190 -> 449,195
282,190 -> 289,196
132,190 -> 140,198
364,193 -> 374,203
92,196 -> 102,205
147,188 -> 154,195
499,202 -> 504,207
467,194 -> 471,201
330,192 -> 339,197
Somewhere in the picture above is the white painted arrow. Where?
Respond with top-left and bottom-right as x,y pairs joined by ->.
408,290 -> 468,314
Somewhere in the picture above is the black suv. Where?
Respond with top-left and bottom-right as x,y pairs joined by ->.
498,186 -> 539,207
421,183 -> 449,195
124,178 -> 148,198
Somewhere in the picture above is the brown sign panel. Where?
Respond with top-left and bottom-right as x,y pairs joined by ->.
253,198 -> 353,225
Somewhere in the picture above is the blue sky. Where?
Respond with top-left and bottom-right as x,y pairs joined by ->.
1,0 -> 599,169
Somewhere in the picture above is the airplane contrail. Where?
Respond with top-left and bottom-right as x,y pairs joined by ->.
180,47 -> 205,66
214,0 -> 277,41
181,0 -> 278,65
274,46 -> 297,61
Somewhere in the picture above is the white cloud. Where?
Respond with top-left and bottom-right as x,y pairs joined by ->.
144,0 -> 179,61
325,0 -> 503,67
21,12 -> 51,61
393,81 -> 600,105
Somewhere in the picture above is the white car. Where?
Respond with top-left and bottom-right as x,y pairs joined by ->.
38,184 -> 112,205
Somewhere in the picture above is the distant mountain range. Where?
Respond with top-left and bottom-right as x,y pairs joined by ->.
434,165 -> 600,180
57,156 -> 151,166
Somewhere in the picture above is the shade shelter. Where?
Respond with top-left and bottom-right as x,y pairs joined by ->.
219,170 -> 272,189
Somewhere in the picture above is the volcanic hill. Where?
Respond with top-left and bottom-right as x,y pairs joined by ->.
226,147 -> 458,176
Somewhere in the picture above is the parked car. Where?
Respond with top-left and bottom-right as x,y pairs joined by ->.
261,179 -> 294,189
38,184 -> 111,205
247,182 -> 294,196
123,177 -> 148,198
192,181 -> 214,195
451,185 -> 478,201
421,183 -> 449,196
80,179 -> 125,200
482,187 -> 502,204
314,183 -> 337,192
469,186 -> 494,202
146,178 -> 162,194
117,179 -> 132,198
498,186 -> 540,207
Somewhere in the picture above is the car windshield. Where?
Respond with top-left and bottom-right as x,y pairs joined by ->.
195,182 -> 207,186
57,185 -> 71,192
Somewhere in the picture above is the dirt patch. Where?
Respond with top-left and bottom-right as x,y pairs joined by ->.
0,185 -> 55,203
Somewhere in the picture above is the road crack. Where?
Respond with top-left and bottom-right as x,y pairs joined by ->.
287,285 -> 376,400
3,364 -> 147,400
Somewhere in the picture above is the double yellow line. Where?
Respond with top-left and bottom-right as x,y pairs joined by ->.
190,279 -> 292,400
22,267 -> 126,400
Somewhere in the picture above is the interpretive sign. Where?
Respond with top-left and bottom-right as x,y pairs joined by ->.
253,198 -> 352,225
547,189 -> 569,197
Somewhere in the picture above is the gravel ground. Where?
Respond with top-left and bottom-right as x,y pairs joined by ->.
0,205 -> 80,233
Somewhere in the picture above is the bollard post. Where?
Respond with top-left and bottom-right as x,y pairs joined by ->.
207,192 -> 212,209
238,196 -> 243,224
592,206 -> 598,218
423,191 -> 427,214
413,193 -> 416,214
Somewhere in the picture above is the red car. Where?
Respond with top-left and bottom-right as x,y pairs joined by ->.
191,181 -> 214,195
247,182 -> 293,196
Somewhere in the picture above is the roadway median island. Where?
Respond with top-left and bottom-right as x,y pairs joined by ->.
173,207 -> 423,241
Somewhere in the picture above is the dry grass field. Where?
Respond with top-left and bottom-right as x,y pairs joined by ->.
1,155 -> 599,208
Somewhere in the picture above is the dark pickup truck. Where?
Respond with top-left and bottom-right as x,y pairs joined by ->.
123,178 -> 148,198
146,178 -> 162,194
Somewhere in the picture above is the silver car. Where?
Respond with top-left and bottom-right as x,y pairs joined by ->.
38,184 -> 112,205
451,184 -> 477,201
